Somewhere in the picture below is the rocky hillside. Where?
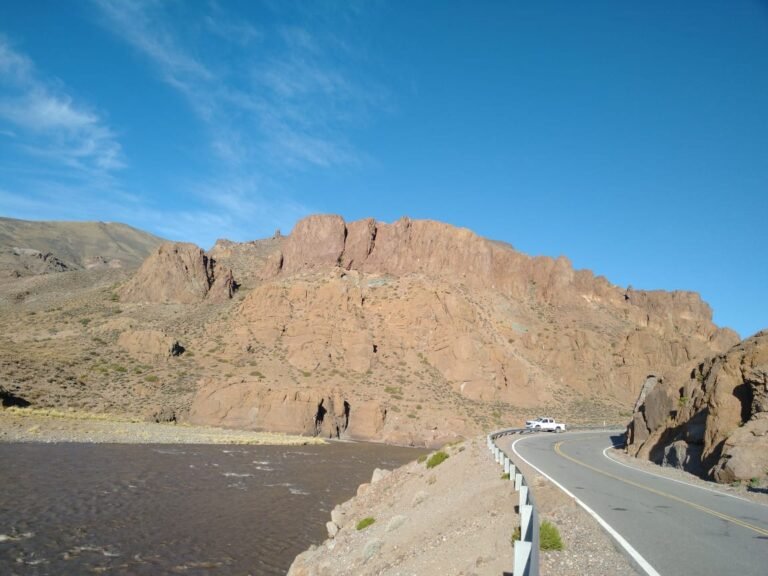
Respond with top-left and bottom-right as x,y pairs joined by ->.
626,331 -> 768,483
0,214 -> 741,446
0,217 -> 164,277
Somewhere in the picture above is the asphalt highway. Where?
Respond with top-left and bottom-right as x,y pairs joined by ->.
499,431 -> 768,576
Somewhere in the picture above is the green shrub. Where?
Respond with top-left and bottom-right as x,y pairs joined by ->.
501,472 -> 510,480
356,517 -> 375,530
426,451 -> 449,469
511,526 -> 521,542
539,520 -> 564,551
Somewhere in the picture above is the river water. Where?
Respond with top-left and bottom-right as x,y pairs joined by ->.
0,442 -> 420,575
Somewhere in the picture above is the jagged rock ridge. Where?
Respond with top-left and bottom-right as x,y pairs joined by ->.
185,214 -> 738,444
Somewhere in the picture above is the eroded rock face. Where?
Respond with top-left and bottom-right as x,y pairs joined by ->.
626,331 -> 768,482
119,242 -> 236,304
189,379 -> 383,440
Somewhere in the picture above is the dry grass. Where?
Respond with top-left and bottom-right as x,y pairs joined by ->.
4,406 -> 139,422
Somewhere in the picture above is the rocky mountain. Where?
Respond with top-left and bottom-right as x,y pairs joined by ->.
186,215 -> 737,444
0,214 -> 742,446
626,331 -> 768,483
0,217 -> 165,277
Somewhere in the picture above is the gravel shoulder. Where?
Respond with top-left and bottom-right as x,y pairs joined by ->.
0,407 -> 324,445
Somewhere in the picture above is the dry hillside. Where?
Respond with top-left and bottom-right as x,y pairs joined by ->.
0,217 -> 164,277
0,215 -> 739,446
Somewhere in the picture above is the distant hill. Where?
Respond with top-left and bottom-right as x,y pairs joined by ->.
0,217 -> 165,276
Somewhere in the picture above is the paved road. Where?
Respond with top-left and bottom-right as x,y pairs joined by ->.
499,431 -> 768,576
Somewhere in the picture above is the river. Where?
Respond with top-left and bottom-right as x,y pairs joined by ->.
0,441 -> 421,575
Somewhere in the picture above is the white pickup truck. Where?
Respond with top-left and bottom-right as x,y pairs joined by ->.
525,416 -> 566,432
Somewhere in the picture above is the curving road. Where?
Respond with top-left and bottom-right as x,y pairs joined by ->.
497,431 -> 768,576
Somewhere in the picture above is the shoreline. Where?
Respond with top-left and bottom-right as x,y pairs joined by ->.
0,407 -> 325,445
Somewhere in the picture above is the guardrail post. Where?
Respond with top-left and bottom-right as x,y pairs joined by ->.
520,504 -> 533,541
504,456 -> 510,474
519,485 -> 529,508
514,472 -> 522,491
509,463 -> 516,478
513,540 -> 532,576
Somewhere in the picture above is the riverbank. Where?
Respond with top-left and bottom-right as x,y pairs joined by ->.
288,436 -> 518,575
0,407 -> 324,445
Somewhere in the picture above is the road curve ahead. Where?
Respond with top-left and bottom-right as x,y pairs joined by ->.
501,431 -> 768,576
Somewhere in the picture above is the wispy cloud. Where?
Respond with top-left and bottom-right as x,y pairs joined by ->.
92,0 -> 379,170
0,36 -> 125,176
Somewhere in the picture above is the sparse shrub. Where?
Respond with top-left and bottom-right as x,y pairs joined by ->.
112,365 -> 127,373
417,454 -> 427,464
678,395 -> 689,408
426,451 -> 449,469
356,517 -> 375,530
501,472 -> 510,480
539,520 -> 564,551
511,526 -> 521,542
80,318 -> 91,326
145,375 -> 159,383
750,477 -> 760,488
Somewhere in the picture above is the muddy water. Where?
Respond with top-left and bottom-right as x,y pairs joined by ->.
0,442 -> 420,575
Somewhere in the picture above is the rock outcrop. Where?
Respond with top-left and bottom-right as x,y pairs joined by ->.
186,215 -> 738,443
189,380 -> 388,441
119,242 -> 236,304
626,331 -> 768,483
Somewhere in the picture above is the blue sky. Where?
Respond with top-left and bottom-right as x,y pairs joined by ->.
0,1 -> 766,338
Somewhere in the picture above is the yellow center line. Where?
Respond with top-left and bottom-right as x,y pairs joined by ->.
553,441 -> 768,537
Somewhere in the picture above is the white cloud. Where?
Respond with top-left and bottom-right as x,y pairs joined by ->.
91,0 -> 377,170
0,36 -> 125,175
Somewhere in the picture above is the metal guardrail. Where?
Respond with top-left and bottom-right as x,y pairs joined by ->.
488,428 -> 539,576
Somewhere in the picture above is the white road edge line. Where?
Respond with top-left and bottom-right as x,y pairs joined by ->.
601,445 -> 756,504
510,435 -> 661,576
